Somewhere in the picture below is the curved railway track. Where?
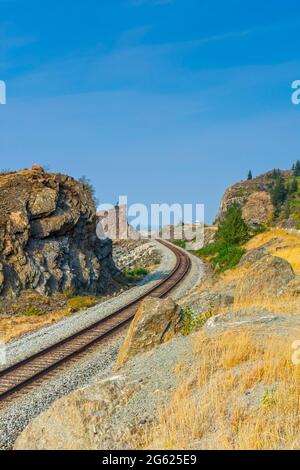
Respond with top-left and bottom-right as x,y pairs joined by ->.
0,240 -> 191,403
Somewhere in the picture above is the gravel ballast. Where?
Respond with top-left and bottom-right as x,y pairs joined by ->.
0,241 -> 205,449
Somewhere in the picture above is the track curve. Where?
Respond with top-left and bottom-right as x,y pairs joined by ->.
0,240 -> 191,403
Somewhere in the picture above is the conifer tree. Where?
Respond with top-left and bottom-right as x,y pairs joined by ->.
293,160 -> 300,177
216,204 -> 250,246
247,170 -> 253,180
271,175 -> 287,216
290,178 -> 298,194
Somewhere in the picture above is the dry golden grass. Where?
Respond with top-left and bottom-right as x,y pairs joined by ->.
230,294 -> 300,316
0,295 -> 98,343
144,329 -> 300,450
0,308 -> 70,343
246,229 -> 300,274
67,295 -> 97,313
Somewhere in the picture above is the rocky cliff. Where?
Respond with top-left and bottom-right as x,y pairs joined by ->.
217,169 -> 300,228
0,166 -> 118,298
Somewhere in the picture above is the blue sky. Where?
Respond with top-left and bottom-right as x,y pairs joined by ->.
0,0 -> 300,223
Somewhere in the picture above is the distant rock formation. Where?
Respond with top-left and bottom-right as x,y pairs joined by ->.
0,166 -> 118,298
216,168 -> 300,229
217,171 -> 277,226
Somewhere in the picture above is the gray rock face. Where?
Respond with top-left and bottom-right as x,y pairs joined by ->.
0,167 -> 118,298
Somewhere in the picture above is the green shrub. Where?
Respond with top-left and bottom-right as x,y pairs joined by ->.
23,306 -> 44,317
250,225 -> 267,236
216,204 -> 250,245
196,240 -> 223,257
124,267 -> 149,280
196,241 -> 245,273
211,244 -> 245,272
173,240 -> 186,249
196,204 -> 249,273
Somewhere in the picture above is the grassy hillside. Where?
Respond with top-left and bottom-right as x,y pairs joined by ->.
146,329 -> 300,450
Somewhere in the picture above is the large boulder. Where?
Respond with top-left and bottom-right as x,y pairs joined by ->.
235,255 -> 295,302
14,375 -> 141,450
0,167 -> 118,298
116,297 -> 181,368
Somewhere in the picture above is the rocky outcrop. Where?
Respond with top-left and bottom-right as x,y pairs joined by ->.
205,309 -> 281,331
0,166 -> 118,298
217,169 -> 300,227
116,297 -> 181,368
235,254 -> 295,302
217,174 -> 275,226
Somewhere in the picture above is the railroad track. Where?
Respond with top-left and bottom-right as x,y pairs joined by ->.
0,240 -> 191,403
